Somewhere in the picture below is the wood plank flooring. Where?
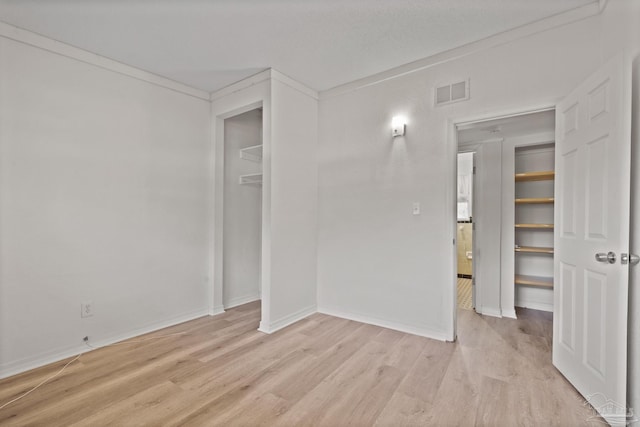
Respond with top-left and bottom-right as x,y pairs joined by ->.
0,302 -> 602,426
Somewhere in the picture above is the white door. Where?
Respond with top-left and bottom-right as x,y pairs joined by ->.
554,54 -> 632,426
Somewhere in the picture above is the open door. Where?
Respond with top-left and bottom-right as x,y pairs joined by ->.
554,54 -> 632,426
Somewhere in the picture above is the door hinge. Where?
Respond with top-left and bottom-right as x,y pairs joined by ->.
453,238 -> 456,245
473,166 -> 476,174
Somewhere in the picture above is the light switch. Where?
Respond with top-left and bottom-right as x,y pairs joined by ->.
412,202 -> 420,215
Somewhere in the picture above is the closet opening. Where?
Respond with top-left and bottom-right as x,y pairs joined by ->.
222,108 -> 263,310
454,108 -> 555,326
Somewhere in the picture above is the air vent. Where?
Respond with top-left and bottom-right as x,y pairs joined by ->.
434,79 -> 470,106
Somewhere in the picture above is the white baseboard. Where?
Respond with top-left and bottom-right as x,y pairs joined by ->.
515,300 -> 553,312
258,305 -> 316,334
211,305 -> 225,316
479,307 -> 503,318
317,305 -> 448,342
224,293 -> 260,309
0,307 -> 210,380
502,308 -> 518,319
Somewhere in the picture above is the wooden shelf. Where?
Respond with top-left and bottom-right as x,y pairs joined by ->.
515,274 -> 553,288
515,223 -> 554,230
515,170 -> 555,182
238,173 -> 262,185
515,246 -> 554,254
515,197 -> 554,204
239,145 -> 263,162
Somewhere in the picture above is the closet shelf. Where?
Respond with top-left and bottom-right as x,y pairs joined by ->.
515,171 -> 555,182
515,223 -> 554,229
515,197 -> 554,204
239,145 -> 263,162
239,173 -> 263,185
515,246 -> 554,254
515,275 -> 553,288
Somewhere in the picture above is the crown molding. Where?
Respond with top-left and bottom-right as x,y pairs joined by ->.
0,20 -> 210,101
209,69 -> 272,102
319,1 -> 603,100
210,68 -> 318,102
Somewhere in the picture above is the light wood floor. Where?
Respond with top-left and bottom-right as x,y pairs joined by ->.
0,302 -> 601,426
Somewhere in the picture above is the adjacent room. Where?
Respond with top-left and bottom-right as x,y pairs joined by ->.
0,0 -> 639,425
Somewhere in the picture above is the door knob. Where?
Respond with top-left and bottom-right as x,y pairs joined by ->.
595,252 -> 616,264
621,253 -> 640,265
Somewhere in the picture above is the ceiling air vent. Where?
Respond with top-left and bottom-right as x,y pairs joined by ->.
434,79 -> 470,106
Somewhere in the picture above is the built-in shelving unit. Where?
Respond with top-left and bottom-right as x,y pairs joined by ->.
514,274 -> 553,288
515,171 -> 555,182
515,197 -> 554,204
515,223 -> 554,229
238,143 -> 263,185
514,148 -> 555,294
239,173 -> 263,185
239,144 -> 263,162
515,246 -> 554,254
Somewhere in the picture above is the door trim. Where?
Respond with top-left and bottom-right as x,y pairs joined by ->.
446,104 -> 556,341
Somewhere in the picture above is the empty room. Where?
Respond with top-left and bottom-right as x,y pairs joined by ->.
0,0 -> 639,425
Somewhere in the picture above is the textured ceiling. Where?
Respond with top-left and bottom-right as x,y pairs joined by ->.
0,0 -> 596,92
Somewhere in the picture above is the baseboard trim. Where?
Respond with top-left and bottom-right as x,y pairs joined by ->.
224,293 -> 260,310
258,305 -> 316,334
317,306 -> 448,341
0,307 -> 210,380
502,308 -> 518,319
211,305 -> 225,316
515,300 -> 553,312
479,307 -> 503,318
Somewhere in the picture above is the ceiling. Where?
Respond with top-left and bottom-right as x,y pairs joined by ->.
0,0 -> 596,93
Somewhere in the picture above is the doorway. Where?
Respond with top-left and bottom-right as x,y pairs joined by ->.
222,108 -> 263,309
456,151 -> 475,311
454,109 -> 556,319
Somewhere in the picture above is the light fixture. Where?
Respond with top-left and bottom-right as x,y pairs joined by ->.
392,116 -> 406,137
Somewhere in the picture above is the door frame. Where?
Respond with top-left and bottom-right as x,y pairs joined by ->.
209,78 -> 273,333
446,104 -> 556,341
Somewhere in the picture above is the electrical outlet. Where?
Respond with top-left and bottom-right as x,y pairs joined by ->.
81,301 -> 93,318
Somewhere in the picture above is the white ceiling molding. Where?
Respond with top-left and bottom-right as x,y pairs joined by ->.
0,1 -> 597,94
209,69 -> 273,102
210,69 -> 318,103
319,1 -> 602,100
270,69 -> 319,101
0,21 -> 210,101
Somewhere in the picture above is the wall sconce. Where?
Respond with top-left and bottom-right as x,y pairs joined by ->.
392,116 -> 406,137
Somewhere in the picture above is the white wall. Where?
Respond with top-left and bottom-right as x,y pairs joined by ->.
265,78 -> 319,330
317,2 -> 637,340
0,36 -> 211,377
223,109 -> 262,308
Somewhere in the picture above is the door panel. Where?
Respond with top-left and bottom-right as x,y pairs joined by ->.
554,54 -> 632,426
